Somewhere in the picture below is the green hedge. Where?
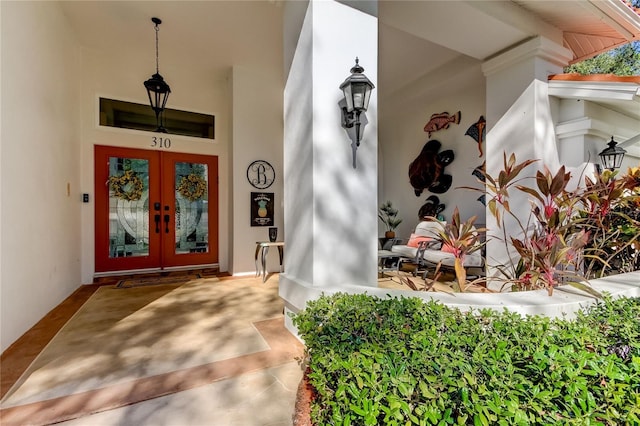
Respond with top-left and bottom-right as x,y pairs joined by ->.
292,293 -> 640,425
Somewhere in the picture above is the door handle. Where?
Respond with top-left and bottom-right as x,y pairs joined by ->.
164,214 -> 170,233
154,214 -> 161,233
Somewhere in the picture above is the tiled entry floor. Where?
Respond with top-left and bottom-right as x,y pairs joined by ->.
0,271 -> 304,426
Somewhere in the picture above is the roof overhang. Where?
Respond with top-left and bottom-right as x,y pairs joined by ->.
549,74 -> 640,121
514,0 -> 640,63
549,74 -> 640,156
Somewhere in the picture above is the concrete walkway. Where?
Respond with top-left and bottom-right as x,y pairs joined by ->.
0,273 -> 305,426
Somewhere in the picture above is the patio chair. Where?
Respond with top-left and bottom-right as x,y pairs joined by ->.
391,220 -> 485,279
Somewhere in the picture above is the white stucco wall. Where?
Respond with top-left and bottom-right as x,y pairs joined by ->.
379,66 -> 487,239
308,0 -> 378,288
1,1 -> 81,352
231,66 -> 284,275
281,0 -> 378,320
283,0 -> 314,288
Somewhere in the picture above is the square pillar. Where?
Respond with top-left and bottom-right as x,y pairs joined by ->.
481,36 -> 572,287
280,0 -> 378,327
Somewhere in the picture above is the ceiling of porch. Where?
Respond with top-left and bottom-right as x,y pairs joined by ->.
57,0 -> 640,115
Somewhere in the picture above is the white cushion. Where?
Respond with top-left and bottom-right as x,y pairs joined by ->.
392,244 -> 483,268
414,221 -> 445,238
422,250 -> 483,268
391,245 -> 418,259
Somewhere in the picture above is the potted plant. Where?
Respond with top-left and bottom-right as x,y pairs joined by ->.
378,200 -> 403,238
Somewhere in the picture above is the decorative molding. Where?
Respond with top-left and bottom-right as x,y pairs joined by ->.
555,117 -> 611,140
482,36 -> 573,77
549,80 -> 640,102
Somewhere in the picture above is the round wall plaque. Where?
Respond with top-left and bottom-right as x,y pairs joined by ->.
246,160 -> 275,189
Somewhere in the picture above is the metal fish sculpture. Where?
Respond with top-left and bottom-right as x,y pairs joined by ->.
408,140 -> 455,196
418,195 -> 446,221
423,111 -> 461,137
472,161 -> 486,182
465,115 -> 486,157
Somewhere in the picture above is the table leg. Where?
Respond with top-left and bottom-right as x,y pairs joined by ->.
255,244 -> 263,277
277,246 -> 284,272
261,246 -> 270,282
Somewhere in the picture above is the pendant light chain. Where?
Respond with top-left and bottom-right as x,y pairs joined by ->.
144,17 -> 171,133
155,21 -> 160,74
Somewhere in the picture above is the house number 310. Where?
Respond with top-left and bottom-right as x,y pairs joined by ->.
151,136 -> 171,149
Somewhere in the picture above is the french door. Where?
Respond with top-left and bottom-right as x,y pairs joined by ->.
95,146 -> 218,272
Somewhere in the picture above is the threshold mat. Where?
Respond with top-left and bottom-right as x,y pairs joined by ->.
116,274 -> 208,288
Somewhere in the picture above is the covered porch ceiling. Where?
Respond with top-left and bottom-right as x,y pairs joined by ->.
57,0 -> 640,101
378,0 -> 640,97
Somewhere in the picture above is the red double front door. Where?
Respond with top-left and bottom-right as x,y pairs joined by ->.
94,145 -> 218,272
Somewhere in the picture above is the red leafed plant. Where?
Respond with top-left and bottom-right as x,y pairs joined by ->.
432,207 -> 486,292
479,153 -> 639,296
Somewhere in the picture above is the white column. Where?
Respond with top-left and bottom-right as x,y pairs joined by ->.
481,36 -> 572,287
280,0 -> 378,330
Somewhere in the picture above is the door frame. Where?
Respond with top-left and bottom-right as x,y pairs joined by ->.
94,145 -> 218,273
161,151 -> 219,268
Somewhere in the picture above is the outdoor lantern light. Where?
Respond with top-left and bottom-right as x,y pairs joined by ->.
599,136 -> 626,171
340,57 -> 375,148
144,17 -> 171,133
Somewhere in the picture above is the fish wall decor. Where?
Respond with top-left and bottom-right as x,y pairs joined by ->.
408,140 -> 455,196
418,195 -> 446,221
465,115 -> 486,157
423,111 -> 461,137
472,161 -> 486,182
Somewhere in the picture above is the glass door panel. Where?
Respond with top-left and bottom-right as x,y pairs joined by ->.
161,152 -> 218,268
174,162 -> 209,255
107,157 -> 150,258
95,146 -> 161,272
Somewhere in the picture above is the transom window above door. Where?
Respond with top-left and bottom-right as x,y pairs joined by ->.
99,98 -> 215,140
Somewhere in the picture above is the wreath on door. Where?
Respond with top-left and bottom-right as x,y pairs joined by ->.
177,173 -> 207,202
108,170 -> 144,201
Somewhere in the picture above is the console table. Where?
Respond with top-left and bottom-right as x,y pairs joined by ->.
254,241 -> 284,283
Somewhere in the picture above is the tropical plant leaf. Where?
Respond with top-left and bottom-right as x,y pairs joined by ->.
515,185 -> 544,203
535,171 -> 549,196
549,166 -> 568,196
565,280 -> 603,299
454,258 -> 466,290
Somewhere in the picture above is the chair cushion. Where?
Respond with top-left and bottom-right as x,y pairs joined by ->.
391,220 -> 483,269
441,243 -> 456,254
423,250 -> 483,268
391,245 -> 418,259
414,220 -> 445,238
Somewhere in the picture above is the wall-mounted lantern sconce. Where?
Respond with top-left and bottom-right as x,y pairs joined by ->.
143,17 -> 171,133
340,57 -> 375,150
599,136 -> 626,171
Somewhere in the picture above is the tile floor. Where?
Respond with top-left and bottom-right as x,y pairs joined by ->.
0,271 -> 305,426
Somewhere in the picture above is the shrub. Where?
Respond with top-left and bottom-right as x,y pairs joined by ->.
293,293 -> 640,425
476,154 -> 640,295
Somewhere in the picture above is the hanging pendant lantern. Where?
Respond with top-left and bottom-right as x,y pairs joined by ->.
143,17 -> 171,133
